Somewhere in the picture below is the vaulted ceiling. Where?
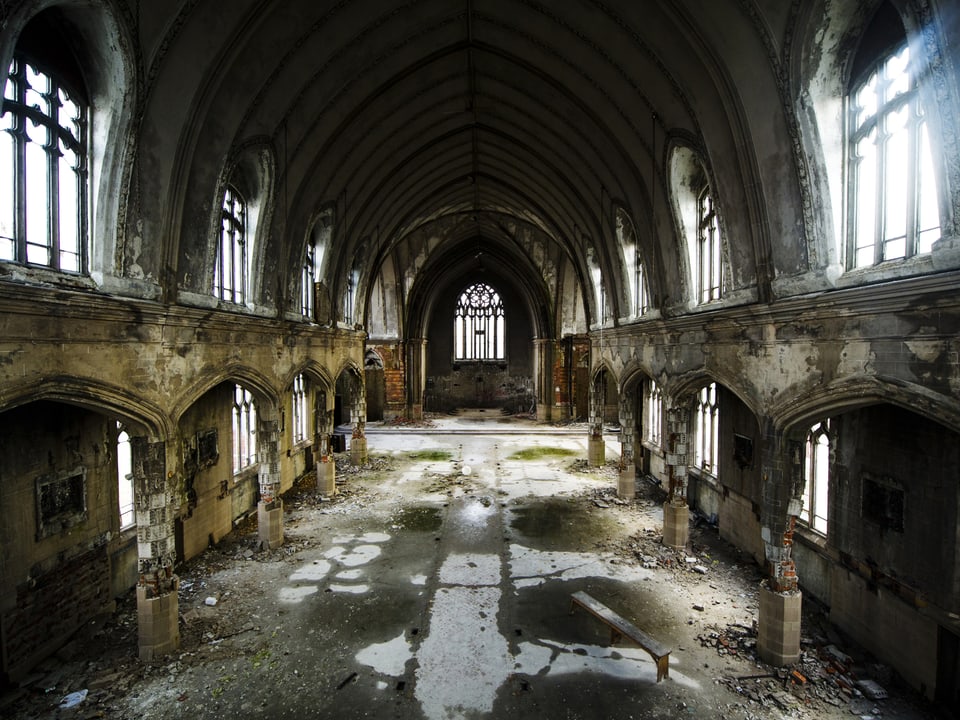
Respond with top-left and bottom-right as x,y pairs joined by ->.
125,0 -> 824,331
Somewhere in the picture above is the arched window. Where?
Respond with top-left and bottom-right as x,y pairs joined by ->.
645,379 -> 662,446
215,185 -> 247,304
615,208 -> 648,317
116,423 -> 134,530
291,373 -> 309,445
694,382 -> 719,475
232,385 -> 257,473
801,420 -> 831,534
848,3 -> 940,268
454,282 -> 505,361
697,188 -> 722,303
1,51 -> 87,272
301,243 -> 315,319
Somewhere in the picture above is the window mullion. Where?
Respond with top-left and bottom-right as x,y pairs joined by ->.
48,81 -> 61,271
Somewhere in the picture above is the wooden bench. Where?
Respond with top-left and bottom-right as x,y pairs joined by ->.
570,590 -> 671,682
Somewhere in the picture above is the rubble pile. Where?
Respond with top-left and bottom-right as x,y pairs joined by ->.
566,458 -> 621,480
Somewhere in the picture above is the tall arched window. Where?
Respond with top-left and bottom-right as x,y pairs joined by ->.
694,382 -> 719,475
645,379 -> 663,446
291,373 -> 309,445
215,185 -> 247,304
232,385 -> 257,473
801,420 -> 831,534
848,3 -> 940,268
697,188 -> 722,303
454,282 -> 505,361
1,53 -> 87,272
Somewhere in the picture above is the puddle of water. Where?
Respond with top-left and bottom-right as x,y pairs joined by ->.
356,632 -> 414,676
508,500 -> 584,540
509,544 -> 652,589
392,506 -> 443,533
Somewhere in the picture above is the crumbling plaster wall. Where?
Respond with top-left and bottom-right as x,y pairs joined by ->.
0,284 -> 364,679
597,272 -> 960,699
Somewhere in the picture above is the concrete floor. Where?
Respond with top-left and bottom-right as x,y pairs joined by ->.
5,409 -> 942,719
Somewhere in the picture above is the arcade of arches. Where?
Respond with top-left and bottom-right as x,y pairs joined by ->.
0,0 -> 959,711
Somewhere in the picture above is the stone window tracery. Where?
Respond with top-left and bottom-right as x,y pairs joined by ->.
646,379 -> 662,446
454,282 -> 505,361
232,385 -> 257,473
694,382 -> 719,475
291,373 -> 308,445
697,189 -> 722,304
215,185 -> 247,304
1,56 -> 86,272
848,14 -> 939,268
801,420 -> 831,535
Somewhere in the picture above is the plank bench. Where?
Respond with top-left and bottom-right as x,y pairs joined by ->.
570,590 -> 671,682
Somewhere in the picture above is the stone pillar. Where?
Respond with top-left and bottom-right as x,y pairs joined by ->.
662,405 -> 690,549
533,338 -> 555,422
351,424 -> 368,465
257,418 -> 283,550
758,583 -> 802,665
756,422 -> 804,666
313,433 -> 336,495
617,389 -> 636,500
587,367 -> 605,466
406,338 -> 427,420
349,372 -> 368,464
131,438 -> 179,661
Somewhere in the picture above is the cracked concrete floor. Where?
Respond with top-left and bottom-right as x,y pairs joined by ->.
4,411 -> 941,719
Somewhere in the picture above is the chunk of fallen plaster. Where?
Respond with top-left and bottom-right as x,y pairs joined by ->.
204,596 -> 218,606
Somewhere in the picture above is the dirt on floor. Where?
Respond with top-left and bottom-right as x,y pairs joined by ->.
0,450 -> 945,720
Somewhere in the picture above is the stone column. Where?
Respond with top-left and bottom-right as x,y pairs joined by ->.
617,390 -> 636,500
756,421 -> 803,666
587,369 -> 605,466
349,378 -> 368,464
533,338 -> 555,422
131,438 -> 179,661
351,422 -> 368,464
257,418 -> 283,550
662,405 -> 690,548
314,389 -> 336,494
405,338 -> 428,420
314,432 -> 336,495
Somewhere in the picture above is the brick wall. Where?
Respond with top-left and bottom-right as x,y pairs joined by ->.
2,545 -> 113,680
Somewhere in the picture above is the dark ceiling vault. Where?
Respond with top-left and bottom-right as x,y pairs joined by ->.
108,0 -> 843,328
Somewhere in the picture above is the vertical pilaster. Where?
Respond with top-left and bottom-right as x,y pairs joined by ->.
257,418 -> 283,550
131,438 -> 179,661
663,404 -> 690,548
